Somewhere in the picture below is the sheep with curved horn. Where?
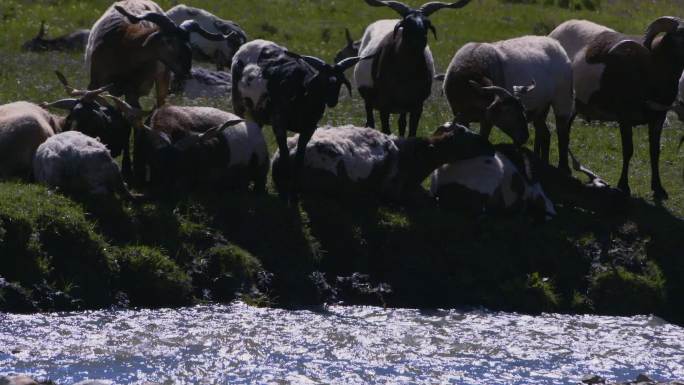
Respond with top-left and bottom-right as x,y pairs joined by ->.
232,39 -> 362,204
86,0 -> 233,109
355,0 -> 471,137
550,17 -> 684,200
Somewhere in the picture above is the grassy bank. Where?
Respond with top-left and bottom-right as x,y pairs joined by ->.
0,0 -> 683,321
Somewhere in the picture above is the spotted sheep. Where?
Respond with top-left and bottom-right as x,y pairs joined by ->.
549,17 -> 684,200
443,36 -> 574,174
131,104 -> 268,192
166,4 -> 247,71
21,21 -> 90,52
231,39 -> 361,203
85,0 -> 232,108
355,0 -> 471,137
33,131 -> 134,199
271,123 -> 494,201
430,132 -> 556,221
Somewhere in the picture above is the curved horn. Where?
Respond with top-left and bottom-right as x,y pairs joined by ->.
644,16 -> 681,50
345,28 -> 354,46
302,55 -> 329,70
335,56 -> 361,71
470,81 -> 513,99
219,118 -> 245,130
54,70 -> 83,97
103,95 -> 146,123
364,0 -> 413,17
607,39 -> 650,57
114,6 -> 177,33
427,22 -> 437,40
419,0 -> 472,16
513,80 -> 536,97
41,99 -> 79,111
81,84 -> 114,102
342,77 -> 353,97
179,20 -> 235,41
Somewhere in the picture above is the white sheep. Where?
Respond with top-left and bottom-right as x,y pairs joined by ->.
443,35 -> 574,171
33,131 -> 132,198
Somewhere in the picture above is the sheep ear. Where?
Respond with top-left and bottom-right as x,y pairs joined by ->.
142,31 -> 161,48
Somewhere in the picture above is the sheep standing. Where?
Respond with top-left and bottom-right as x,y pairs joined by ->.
443,36 -> 574,170
549,18 -> 684,199
0,102 -> 62,179
33,131 -> 133,199
271,123 -> 494,200
167,4 -> 247,71
355,0 -> 471,137
231,39 -> 361,203
86,0 -> 231,108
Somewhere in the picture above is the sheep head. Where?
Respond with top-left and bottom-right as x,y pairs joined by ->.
300,54 -> 363,108
334,28 -> 361,63
115,6 -> 235,78
469,80 -> 530,146
430,122 -> 495,163
364,0 -> 471,49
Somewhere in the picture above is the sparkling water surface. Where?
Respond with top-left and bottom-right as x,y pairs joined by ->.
1,302 -> 683,384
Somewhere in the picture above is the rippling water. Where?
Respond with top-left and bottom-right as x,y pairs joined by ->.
1,303 -> 683,384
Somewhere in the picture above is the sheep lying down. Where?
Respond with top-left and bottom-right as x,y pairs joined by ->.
430,144 -> 556,221
271,124 -> 495,200
33,131 -> 132,199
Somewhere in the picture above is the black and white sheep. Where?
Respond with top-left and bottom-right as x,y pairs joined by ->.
167,4 -> 247,71
271,123 -> 494,200
22,22 -> 90,52
0,102 -> 62,179
549,17 -> 684,200
86,0 -> 231,108
443,35 -> 574,170
355,0 -> 471,137
134,108 -> 268,192
33,131 -> 133,199
231,39 -> 361,202
334,28 -> 361,63
430,138 -> 556,221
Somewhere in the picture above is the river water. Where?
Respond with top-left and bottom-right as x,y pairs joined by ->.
1,303 -> 683,385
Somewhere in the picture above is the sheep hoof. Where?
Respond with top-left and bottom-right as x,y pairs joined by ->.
653,186 -> 669,201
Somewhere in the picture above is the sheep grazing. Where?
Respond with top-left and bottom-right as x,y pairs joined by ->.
134,106 -> 268,192
549,18 -> 684,200
170,67 -> 232,98
86,0 -> 232,108
21,21 -> 89,52
0,102 -> 62,179
355,0 -> 471,137
167,4 -> 247,71
334,28 -> 361,63
231,39 -> 361,202
443,36 -> 574,169
33,131 -> 133,199
430,140 -> 556,221
271,123 -> 494,200
41,72 -> 140,179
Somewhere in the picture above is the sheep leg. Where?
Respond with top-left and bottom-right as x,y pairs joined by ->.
648,116 -> 668,200
380,111 -> 391,135
398,113 -> 407,137
617,121 -> 634,195
291,128 -> 314,205
364,100 -> 375,128
155,70 -> 170,108
408,107 -> 422,138
556,114 -> 572,175
532,116 -> 551,165
273,126 -> 290,201
479,121 -> 493,140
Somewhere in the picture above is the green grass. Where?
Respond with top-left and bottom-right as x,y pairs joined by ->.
0,0 -> 684,319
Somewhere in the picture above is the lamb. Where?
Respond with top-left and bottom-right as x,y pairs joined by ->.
443,35 -> 574,170
430,141 -> 556,221
334,28 -> 361,63
166,4 -> 247,71
133,108 -> 268,192
549,17 -> 684,200
21,21 -> 89,52
33,131 -> 133,199
0,102 -> 62,179
231,39 -> 361,202
170,67 -> 232,98
86,0 -> 232,108
355,0 -> 471,137
271,123 -> 494,200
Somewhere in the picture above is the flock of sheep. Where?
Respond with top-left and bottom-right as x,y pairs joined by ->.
2,0 -> 684,221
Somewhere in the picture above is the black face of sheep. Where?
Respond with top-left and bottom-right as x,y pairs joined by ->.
334,28 -> 361,63
432,122 -> 496,161
114,7 -> 233,79
300,56 -> 360,108
470,80 -> 531,146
